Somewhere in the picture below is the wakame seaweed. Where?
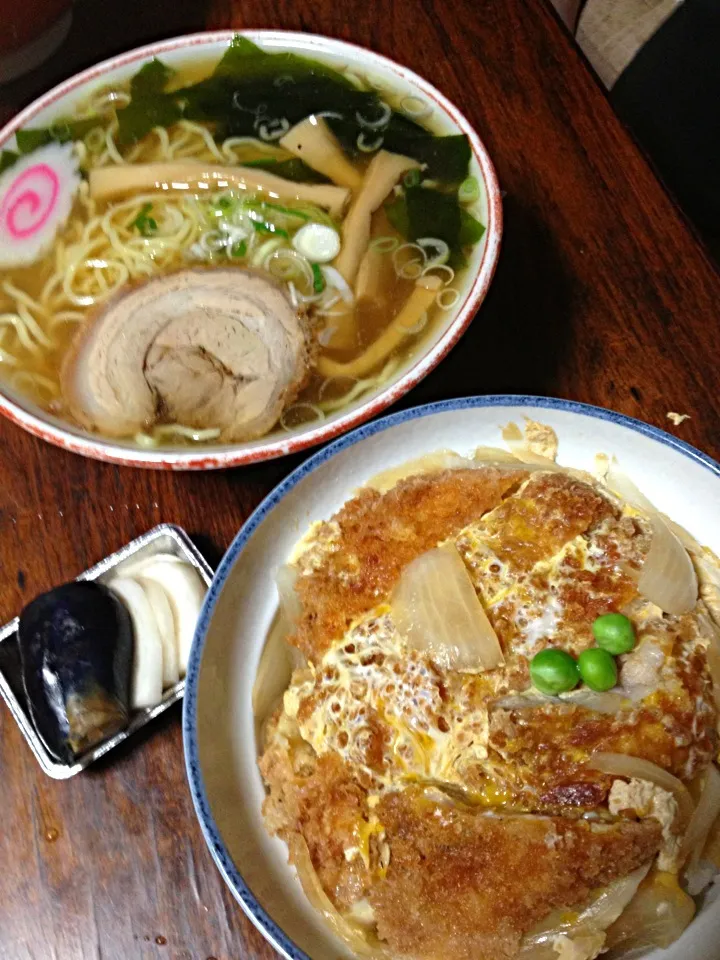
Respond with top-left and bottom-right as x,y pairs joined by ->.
116,37 -> 356,144
115,58 -> 181,145
386,185 -> 485,264
130,57 -> 175,97
328,115 -> 471,182
181,78 -> 374,136
458,207 -> 486,246
0,150 -> 19,173
113,34 -> 472,184
13,117 -> 101,155
0,115 -> 100,173
212,35 -> 353,87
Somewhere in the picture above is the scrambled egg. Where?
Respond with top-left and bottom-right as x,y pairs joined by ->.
285,610 -> 493,793
608,778 -> 681,871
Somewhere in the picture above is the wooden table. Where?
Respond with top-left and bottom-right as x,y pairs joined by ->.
1,1 -> 718,958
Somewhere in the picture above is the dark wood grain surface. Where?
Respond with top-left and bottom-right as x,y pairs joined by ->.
1,1 -> 718,958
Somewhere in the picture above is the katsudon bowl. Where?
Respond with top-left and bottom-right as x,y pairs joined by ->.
0,30 -> 501,470
184,396 -> 720,960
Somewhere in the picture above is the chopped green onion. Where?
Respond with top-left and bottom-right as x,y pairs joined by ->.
369,236 -> 399,254
231,239 -> 247,258
458,176 -> 480,205
244,199 -> 312,225
252,221 -> 289,238
251,237 -> 286,267
403,168 -> 421,189
311,263 -> 325,293
131,202 -> 157,236
292,223 -> 341,262
216,195 -> 233,210
254,200 -> 311,220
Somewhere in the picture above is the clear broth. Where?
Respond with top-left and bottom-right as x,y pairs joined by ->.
0,57 -> 474,445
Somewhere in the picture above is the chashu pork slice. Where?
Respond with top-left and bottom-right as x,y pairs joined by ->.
61,268 -> 308,441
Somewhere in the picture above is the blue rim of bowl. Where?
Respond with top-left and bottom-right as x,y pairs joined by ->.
182,393 -> 720,960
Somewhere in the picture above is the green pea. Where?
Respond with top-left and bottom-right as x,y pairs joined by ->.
592,613 -> 636,655
530,649 -> 580,695
578,648 -> 618,692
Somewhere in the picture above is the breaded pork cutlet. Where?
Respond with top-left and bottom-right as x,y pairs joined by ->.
290,467 -> 528,661
260,459 -> 720,960
371,788 -> 662,960
261,734 -> 662,959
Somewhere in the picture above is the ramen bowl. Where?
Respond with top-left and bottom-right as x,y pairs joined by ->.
184,395 -> 720,960
0,31 -> 501,470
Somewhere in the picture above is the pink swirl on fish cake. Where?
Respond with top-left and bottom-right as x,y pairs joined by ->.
0,163 -> 60,240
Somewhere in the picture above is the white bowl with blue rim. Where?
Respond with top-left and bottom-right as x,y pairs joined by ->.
183,395 -> 720,960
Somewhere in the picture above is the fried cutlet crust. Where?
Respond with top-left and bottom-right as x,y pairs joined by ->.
260,724 -> 371,909
290,467 -> 528,662
477,471 -> 615,570
371,789 -> 662,960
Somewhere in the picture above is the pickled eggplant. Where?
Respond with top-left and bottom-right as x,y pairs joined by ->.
18,581 -> 133,762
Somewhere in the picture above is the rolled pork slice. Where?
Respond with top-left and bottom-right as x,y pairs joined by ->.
61,268 -> 308,442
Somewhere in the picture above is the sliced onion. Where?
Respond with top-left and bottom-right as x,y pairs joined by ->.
587,753 -> 694,828
702,810 -> 720,868
365,450 -> 473,491
605,466 -> 698,615
605,869 -> 695,951
288,834 -> 388,957
472,444 -> 554,473
672,530 -> 720,628
502,422 -> 560,468
276,563 -> 302,626
605,465 -> 657,513
522,933 -> 606,960
517,864 -> 650,958
320,264 -> 354,303
681,765 -> 720,887
495,690 -> 630,715
639,513 -> 698,615
496,693 -> 558,711
252,611 -> 305,723
559,689 -> 632,714
417,237 -> 450,267
708,644 -> 720,718
473,445 -> 524,464
392,543 -> 504,672
698,611 -> 720,718
364,450 -> 535,492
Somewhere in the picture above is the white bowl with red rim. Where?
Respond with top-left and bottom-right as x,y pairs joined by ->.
0,30 -> 502,470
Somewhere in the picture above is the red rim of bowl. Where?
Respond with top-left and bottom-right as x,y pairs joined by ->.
0,29 -> 503,470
